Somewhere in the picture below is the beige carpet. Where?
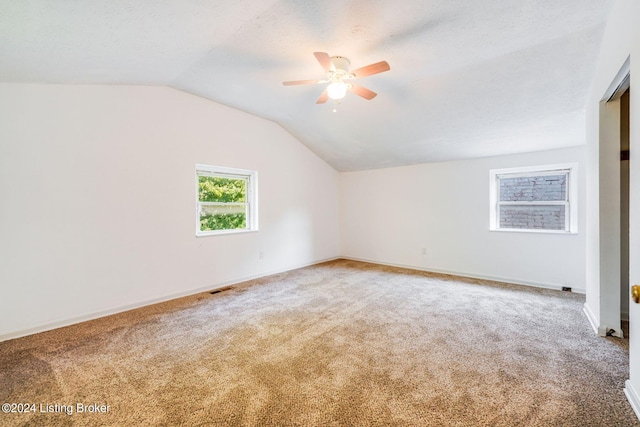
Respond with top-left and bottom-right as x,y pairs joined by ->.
1,259 -> 638,426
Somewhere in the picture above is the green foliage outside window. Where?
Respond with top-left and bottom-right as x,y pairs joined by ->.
198,176 -> 247,231
198,176 -> 246,203
200,213 -> 246,231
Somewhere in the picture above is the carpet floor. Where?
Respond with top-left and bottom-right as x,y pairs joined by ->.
1,259 -> 638,426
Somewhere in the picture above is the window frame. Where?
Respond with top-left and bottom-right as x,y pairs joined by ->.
489,163 -> 578,234
195,164 -> 258,237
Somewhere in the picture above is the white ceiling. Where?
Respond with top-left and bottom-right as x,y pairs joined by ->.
0,0 -> 614,171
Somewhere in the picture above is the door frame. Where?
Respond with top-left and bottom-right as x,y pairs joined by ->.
588,57 -> 630,338
594,56 -> 640,419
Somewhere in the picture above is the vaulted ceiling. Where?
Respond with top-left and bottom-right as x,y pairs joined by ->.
0,0 -> 614,171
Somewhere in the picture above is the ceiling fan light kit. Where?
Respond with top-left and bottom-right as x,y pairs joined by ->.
283,52 -> 390,104
327,81 -> 349,100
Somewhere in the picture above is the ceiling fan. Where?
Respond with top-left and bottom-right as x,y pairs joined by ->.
283,52 -> 390,104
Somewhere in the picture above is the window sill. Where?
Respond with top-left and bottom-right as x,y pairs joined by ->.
489,228 -> 578,235
196,228 -> 258,237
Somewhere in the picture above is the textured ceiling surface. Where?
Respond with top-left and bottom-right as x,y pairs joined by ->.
0,0 -> 614,171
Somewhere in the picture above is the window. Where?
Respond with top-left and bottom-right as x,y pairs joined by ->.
196,164 -> 258,236
489,164 -> 577,233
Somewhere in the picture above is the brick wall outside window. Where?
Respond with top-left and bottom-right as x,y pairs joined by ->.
490,164 -> 577,233
498,175 -> 567,230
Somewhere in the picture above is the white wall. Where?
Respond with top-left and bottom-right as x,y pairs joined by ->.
585,0 -> 640,418
340,147 -> 586,292
0,83 -> 340,340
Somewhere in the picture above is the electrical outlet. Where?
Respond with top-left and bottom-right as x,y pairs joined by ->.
421,248 -> 427,255
259,251 -> 264,260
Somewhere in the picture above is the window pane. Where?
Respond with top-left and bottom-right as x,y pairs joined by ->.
499,205 -> 565,230
196,165 -> 257,236
199,204 -> 247,231
198,175 -> 248,231
499,174 -> 566,202
198,176 -> 247,203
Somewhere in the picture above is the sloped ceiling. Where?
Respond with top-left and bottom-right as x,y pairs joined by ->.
0,0 -> 614,171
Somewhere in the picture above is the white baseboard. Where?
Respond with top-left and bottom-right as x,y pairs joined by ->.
582,303 -> 600,335
0,256 -> 339,343
581,302 -> 625,337
625,380 -> 640,422
340,256 -> 584,293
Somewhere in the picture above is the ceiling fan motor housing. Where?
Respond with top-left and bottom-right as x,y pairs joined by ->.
330,56 -> 351,80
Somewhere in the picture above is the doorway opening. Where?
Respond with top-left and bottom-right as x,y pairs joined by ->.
595,59 -> 629,338
621,88 -> 630,336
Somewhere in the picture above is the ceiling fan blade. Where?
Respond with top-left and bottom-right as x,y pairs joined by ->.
282,79 -> 325,86
316,89 -> 329,104
313,52 -> 333,72
350,61 -> 390,79
348,83 -> 377,100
